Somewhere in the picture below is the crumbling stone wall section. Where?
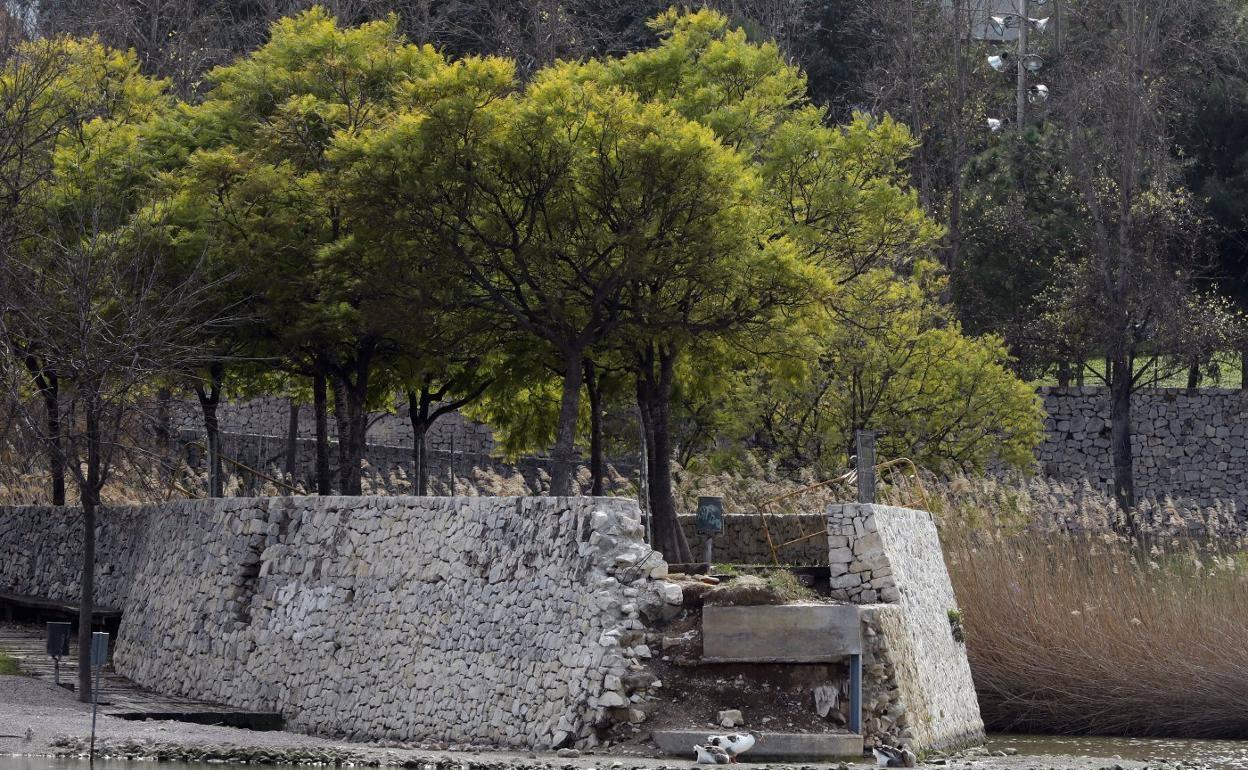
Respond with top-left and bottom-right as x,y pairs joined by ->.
112,496 -> 678,749
0,504 -> 150,609
828,503 -> 983,752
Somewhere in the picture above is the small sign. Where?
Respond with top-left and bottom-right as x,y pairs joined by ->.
695,496 -> 725,536
47,622 -> 70,657
90,632 -> 109,667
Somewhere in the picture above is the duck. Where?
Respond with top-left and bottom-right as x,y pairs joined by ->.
693,744 -> 732,764
706,732 -> 759,762
872,745 -> 916,768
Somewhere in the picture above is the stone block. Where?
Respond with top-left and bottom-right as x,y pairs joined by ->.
701,603 -> 861,662
650,730 -> 863,760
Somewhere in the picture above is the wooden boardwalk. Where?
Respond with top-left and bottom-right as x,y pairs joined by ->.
0,624 -> 282,729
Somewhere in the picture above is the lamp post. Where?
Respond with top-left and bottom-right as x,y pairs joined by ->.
1016,0 -> 1029,126
985,2 -> 1051,131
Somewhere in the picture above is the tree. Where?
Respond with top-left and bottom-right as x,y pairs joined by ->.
593,11 -> 947,560
0,38 -> 223,698
1039,0 -> 1242,515
749,267 -> 1045,473
158,9 -> 451,494
1,37 -> 173,507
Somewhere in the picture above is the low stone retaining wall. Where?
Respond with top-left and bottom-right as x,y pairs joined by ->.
1,496 -> 678,749
827,503 -> 983,751
110,496 -> 675,748
676,512 -> 827,566
0,504 -> 149,609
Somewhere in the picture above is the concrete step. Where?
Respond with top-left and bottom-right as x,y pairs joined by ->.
650,729 -> 863,760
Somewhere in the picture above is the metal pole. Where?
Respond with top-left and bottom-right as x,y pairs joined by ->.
855,430 -> 876,504
90,655 -> 101,767
89,631 -> 108,768
1016,0 -> 1029,127
849,652 -> 863,734
703,536 -> 713,567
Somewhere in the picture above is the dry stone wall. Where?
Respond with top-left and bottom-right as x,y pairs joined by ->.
172,397 -> 496,456
827,503 -> 983,752
677,513 -> 827,566
111,496 -> 677,748
0,504 -> 149,609
1038,387 -> 1248,509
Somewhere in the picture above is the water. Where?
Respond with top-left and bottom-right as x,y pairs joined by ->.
987,734 -> 1248,769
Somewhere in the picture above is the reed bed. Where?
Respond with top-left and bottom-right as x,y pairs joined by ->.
947,528 -> 1248,737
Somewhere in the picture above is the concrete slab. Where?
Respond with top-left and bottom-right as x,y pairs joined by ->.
650,729 -> 863,760
702,603 -> 861,662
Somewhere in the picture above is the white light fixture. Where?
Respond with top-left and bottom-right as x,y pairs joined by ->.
1030,17 -> 1050,33
1028,84 -> 1050,103
1022,54 -> 1045,72
989,14 -> 1012,35
987,118 -> 1004,132
988,53 -> 1010,72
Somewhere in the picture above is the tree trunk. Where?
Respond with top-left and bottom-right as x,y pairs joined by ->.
194,363 -> 224,498
332,378 -> 353,494
636,345 -> 692,564
1241,345 -> 1248,391
332,367 -> 369,496
1109,353 -> 1135,518
1057,361 -> 1072,388
284,398 -> 299,491
24,358 -> 64,505
155,386 -> 172,454
407,389 -> 432,496
313,370 -> 331,495
1186,361 -> 1200,392
78,401 -> 101,704
585,360 -> 604,496
550,350 -> 584,496
42,375 -> 64,506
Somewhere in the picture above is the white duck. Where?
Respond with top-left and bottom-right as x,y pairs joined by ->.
706,732 -> 759,762
693,744 -> 732,764
872,745 -> 916,768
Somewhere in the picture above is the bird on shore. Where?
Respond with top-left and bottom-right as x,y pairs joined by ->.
706,732 -> 759,762
872,745 -> 916,768
693,744 -> 732,764
23,728 -> 33,743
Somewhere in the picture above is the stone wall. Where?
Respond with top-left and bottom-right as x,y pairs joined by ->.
172,397 -> 496,456
827,503 -> 983,752
189,431 -> 637,498
0,505 -> 149,609
110,496 -> 677,748
1038,387 -> 1248,509
677,513 -> 827,565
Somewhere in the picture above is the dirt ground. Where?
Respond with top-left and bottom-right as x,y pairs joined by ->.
0,674 -> 1164,770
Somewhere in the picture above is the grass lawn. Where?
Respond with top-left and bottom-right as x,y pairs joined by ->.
0,652 -> 20,675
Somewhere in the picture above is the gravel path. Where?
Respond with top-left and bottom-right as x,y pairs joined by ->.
0,676 -> 1162,770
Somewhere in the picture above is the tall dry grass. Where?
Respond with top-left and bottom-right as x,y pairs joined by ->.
948,529 -> 1248,737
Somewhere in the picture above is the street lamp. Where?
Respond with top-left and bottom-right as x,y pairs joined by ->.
986,0 -> 1054,131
